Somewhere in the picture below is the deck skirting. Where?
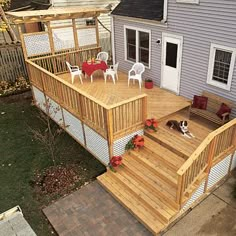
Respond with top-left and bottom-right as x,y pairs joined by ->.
32,85 -> 110,165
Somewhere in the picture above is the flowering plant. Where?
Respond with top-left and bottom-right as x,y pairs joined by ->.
144,118 -> 158,132
125,134 -> 144,151
109,156 -> 123,172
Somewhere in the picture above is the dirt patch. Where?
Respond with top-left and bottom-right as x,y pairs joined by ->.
31,164 -> 90,199
198,204 -> 236,236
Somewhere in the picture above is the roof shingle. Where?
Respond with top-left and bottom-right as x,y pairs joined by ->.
112,0 -> 164,21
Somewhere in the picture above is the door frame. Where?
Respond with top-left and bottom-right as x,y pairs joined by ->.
161,33 -> 183,95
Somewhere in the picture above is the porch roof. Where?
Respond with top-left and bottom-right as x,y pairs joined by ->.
6,7 -> 109,24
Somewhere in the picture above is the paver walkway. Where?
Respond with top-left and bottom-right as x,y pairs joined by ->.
44,174 -> 236,236
43,181 -> 151,236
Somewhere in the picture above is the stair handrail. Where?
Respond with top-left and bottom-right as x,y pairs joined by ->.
176,118 -> 236,205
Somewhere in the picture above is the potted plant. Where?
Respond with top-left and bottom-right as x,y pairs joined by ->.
145,78 -> 154,89
108,156 -> 123,172
144,118 -> 158,132
125,134 -> 145,152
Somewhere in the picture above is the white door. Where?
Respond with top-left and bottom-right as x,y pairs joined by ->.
161,34 -> 183,94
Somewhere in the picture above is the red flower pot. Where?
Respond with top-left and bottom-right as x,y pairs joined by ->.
145,80 -> 153,89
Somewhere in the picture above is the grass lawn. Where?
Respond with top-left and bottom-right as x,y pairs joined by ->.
0,92 -> 106,235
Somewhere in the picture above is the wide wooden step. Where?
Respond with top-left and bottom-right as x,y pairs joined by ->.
107,170 -> 175,224
122,154 -> 179,210
145,127 -> 194,159
97,173 -> 166,235
129,149 -> 178,187
143,136 -> 185,171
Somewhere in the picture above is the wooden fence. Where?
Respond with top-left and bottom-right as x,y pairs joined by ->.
0,43 -> 28,82
26,58 -> 147,158
176,119 -> 236,205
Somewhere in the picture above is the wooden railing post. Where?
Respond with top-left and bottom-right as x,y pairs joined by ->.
176,174 -> 184,207
142,95 -> 148,123
106,109 -> 114,160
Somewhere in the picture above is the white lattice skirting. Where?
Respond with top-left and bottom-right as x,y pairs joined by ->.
182,153 -> 233,211
207,154 -> 231,190
113,130 -> 144,156
32,86 -> 110,165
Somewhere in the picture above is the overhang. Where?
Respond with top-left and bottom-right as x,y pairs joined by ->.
6,7 -> 109,24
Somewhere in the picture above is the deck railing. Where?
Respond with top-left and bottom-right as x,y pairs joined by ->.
31,46 -> 101,74
26,59 -> 147,158
176,119 -> 236,205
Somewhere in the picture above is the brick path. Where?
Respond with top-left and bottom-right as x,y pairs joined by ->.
43,181 -> 151,236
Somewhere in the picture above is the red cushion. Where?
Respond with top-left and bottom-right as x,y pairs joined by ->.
216,103 -> 231,119
192,95 -> 208,110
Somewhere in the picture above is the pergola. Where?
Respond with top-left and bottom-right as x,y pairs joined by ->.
6,7 -> 109,58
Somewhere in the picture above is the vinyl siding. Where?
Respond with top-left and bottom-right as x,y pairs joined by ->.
113,0 -> 236,117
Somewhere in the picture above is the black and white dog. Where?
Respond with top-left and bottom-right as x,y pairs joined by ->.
166,120 -> 195,138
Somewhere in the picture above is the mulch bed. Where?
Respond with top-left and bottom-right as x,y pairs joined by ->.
32,164 -> 89,199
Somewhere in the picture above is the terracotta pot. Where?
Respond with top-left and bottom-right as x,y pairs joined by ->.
145,80 -> 153,89
147,128 -> 155,133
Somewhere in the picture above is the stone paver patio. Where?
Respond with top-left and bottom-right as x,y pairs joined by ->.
43,181 -> 151,236
44,174 -> 236,236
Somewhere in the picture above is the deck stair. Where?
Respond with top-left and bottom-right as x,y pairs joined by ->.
97,136 -> 186,235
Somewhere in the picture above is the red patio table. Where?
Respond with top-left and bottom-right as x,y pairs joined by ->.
82,61 -> 108,82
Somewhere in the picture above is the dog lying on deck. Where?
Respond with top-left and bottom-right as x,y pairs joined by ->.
166,120 -> 195,138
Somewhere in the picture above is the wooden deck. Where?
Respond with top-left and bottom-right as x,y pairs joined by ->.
58,71 -> 191,120
147,110 -> 217,159
97,110 -> 218,235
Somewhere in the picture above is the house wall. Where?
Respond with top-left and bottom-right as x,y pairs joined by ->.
113,0 -> 236,117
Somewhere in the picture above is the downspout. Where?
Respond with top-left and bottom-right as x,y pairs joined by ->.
162,0 -> 168,23
111,15 -> 115,64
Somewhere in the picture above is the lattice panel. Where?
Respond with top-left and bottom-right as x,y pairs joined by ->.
77,28 -> 97,47
23,33 -> 51,57
207,155 -> 231,190
32,86 -> 46,112
46,96 -> 63,126
183,181 -> 205,210
84,125 -> 109,165
230,151 -> 236,171
63,109 -> 85,145
52,27 -> 75,51
113,130 -> 144,156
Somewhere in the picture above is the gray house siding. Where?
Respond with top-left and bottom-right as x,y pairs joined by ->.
113,0 -> 236,117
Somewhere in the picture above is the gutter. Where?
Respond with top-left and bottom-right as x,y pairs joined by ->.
162,0 -> 168,23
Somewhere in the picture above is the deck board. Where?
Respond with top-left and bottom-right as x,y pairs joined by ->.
58,71 -> 191,120
146,110 -> 216,158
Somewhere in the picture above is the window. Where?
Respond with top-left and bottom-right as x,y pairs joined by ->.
176,0 -> 199,3
125,26 -> 151,67
166,42 -> 178,68
207,44 -> 236,91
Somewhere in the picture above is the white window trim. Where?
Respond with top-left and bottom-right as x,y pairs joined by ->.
207,43 -> 236,91
124,25 -> 151,69
176,0 -> 199,4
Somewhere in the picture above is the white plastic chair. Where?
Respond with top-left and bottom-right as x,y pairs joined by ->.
96,51 -> 109,64
104,62 -> 119,84
128,63 -> 145,89
66,61 -> 83,84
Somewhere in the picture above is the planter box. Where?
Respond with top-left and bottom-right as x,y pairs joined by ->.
145,80 -> 153,89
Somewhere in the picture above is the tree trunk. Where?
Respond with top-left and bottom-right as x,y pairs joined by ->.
0,6 -> 18,42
